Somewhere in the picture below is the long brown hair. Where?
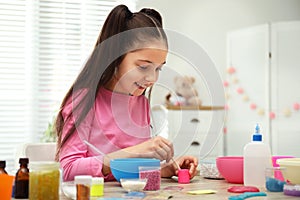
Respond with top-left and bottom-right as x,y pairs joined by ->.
55,5 -> 168,160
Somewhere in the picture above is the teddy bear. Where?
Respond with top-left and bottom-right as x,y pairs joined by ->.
166,75 -> 202,106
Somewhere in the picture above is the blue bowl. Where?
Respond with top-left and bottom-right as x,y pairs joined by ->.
110,158 -> 160,182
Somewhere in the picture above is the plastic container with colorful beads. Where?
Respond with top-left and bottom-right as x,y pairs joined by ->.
29,161 -> 60,200
139,166 -> 161,191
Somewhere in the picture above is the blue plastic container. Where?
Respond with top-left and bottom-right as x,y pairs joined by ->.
110,158 -> 160,182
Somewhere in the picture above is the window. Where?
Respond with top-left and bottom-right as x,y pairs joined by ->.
0,0 -> 136,171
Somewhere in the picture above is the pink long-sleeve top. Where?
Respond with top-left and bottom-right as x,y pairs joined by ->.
59,87 -> 151,181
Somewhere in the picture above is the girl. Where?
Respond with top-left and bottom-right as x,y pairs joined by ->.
55,4 -> 198,181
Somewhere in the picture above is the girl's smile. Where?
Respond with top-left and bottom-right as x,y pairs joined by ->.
135,82 -> 146,90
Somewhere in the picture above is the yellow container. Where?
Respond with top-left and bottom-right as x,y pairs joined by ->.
29,161 -> 60,200
277,158 -> 300,184
90,177 -> 104,197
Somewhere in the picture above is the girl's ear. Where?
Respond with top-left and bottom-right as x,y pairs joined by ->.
187,76 -> 195,83
174,76 -> 179,83
190,77 -> 195,83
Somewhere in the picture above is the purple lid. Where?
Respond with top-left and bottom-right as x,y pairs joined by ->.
284,184 -> 300,197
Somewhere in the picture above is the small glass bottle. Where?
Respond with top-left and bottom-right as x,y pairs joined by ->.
14,158 -> 29,199
0,160 -> 8,174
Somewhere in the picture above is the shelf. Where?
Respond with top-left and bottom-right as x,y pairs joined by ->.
165,104 -> 224,110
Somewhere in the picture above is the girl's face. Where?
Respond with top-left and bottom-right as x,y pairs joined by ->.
107,45 -> 167,96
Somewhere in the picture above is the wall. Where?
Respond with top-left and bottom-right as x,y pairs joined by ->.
135,0 -> 300,156
136,0 -> 300,105
137,0 -> 300,75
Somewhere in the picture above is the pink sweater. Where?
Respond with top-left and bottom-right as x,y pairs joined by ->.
59,87 -> 151,181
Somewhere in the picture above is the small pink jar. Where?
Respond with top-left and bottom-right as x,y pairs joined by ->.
178,169 -> 190,184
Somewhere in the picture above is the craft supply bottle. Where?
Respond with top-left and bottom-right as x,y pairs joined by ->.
139,166 -> 161,190
14,158 -> 29,199
243,124 -> 272,188
90,177 -> 104,197
29,161 -> 60,200
0,160 -> 8,174
75,175 -> 92,200
178,169 -> 190,184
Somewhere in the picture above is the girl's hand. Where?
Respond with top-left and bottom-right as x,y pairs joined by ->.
176,156 -> 198,179
161,155 -> 198,179
126,136 -> 174,162
103,136 -> 174,176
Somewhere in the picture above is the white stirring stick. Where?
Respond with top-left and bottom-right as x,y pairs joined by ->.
84,140 -> 110,158
171,157 -> 181,170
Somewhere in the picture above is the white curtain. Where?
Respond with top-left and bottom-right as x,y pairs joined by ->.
0,0 -> 135,172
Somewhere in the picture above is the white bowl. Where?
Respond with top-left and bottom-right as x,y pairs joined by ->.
61,181 -> 76,200
120,178 -> 147,192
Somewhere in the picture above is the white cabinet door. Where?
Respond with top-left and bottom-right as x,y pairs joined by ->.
226,24 -> 270,155
271,21 -> 300,156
